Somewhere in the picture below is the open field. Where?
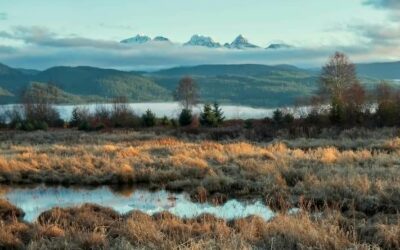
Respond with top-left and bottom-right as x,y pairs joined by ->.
0,129 -> 400,249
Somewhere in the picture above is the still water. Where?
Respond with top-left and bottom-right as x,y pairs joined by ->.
0,102 -> 304,121
0,185 -> 275,222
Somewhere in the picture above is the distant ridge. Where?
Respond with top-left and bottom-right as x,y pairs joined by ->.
0,61 -> 398,107
152,64 -> 305,77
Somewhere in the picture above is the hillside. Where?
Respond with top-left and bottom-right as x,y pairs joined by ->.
0,62 -> 396,107
149,64 -> 318,107
356,61 -> 400,80
0,65 -> 173,104
153,64 -> 308,77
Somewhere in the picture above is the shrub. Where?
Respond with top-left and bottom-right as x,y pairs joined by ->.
110,101 -> 139,128
70,107 -> 90,128
141,109 -> 157,127
244,119 -> 253,129
170,118 -> 178,128
283,113 -> 295,125
160,116 -> 171,126
34,121 -> 49,131
78,121 -> 91,131
179,109 -> 193,127
273,109 -> 284,125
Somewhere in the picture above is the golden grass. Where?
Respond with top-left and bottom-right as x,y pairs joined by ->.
0,130 -> 400,249
0,201 -> 396,249
0,130 -> 399,212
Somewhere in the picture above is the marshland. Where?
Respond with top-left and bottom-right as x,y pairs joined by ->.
1,126 -> 400,249
1,11 -> 400,247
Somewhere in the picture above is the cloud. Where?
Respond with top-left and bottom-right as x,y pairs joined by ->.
0,39 -> 378,71
349,23 -> 400,46
351,0 -> 400,51
0,12 -> 7,20
363,0 -> 400,9
363,0 -> 400,20
0,26 -> 125,49
0,26 -> 397,71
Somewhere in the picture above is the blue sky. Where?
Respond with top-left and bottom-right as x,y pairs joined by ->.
0,0 -> 399,70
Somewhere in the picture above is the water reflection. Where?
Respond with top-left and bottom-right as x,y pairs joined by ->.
0,185 -> 275,222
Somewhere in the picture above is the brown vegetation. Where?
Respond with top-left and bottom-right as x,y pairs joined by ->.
1,200 -> 398,249
0,129 -> 400,214
1,128 -> 400,249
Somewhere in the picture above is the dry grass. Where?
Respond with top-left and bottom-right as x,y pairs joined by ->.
0,129 -> 400,248
0,130 -> 400,214
0,201 -> 395,249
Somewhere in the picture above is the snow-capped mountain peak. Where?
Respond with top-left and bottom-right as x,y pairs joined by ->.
266,43 -> 293,49
184,35 -> 221,48
153,36 -> 171,42
120,34 -> 152,44
229,35 -> 259,49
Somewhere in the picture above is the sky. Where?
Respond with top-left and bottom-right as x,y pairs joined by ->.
0,0 -> 399,70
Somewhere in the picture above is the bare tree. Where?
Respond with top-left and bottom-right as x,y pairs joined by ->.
22,82 -> 60,125
110,95 -> 137,127
343,82 -> 366,112
175,76 -> 199,110
320,52 -> 359,99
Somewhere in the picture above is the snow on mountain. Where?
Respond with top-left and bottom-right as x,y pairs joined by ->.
228,35 -> 259,49
153,36 -> 171,42
184,35 -> 222,48
120,35 -> 152,44
119,34 -> 291,50
266,43 -> 293,49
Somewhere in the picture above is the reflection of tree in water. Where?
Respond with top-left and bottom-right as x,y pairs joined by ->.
109,185 -> 136,198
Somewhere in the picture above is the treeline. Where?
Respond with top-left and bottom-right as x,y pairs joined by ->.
0,78 -> 226,131
301,52 -> 400,128
0,52 -> 399,133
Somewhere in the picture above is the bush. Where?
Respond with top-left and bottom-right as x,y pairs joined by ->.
179,109 -> 193,127
110,102 -> 139,128
34,121 -> 49,131
244,119 -> 253,129
78,121 -> 91,131
283,113 -> 295,125
273,109 -> 284,124
170,118 -> 178,128
70,107 -> 90,127
21,121 -> 35,131
23,103 -> 62,127
160,116 -> 171,126
141,109 -> 157,127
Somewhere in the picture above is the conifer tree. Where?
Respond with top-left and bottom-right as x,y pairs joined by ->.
200,104 -> 217,127
213,102 -> 225,125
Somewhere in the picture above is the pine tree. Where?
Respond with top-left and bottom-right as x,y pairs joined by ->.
141,109 -> 156,127
273,109 -> 284,125
200,104 -> 217,127
213,102 -> 225,125
179,109 -> 193,126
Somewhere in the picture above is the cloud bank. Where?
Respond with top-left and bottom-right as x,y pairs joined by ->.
0,24 -> 398,71
0,12 -> 7,20
363,0 -> 400,9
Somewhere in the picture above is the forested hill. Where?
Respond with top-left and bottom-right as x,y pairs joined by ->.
0,62 -> 398,107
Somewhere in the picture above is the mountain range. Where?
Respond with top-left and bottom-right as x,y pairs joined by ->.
120,34 -> 288,50
0,61 -> 399,107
